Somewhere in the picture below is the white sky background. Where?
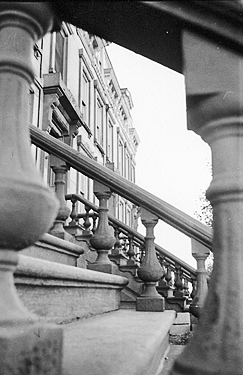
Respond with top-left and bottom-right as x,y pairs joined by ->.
106,43 -> 212,267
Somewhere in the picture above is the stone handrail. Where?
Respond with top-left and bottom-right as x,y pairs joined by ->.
65,193 -> 197,279
30,125 -> 212,249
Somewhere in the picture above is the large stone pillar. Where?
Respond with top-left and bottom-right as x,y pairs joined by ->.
0,3 -> 62,373
171,31 -> 243,375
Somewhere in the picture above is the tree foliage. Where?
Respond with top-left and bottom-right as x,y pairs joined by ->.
194,191 -> 214,274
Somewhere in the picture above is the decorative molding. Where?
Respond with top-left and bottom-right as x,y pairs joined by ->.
77,135 -> 94,159
94,139 -> 105,156
79,48 -> 94,79
43,72 -> 92,138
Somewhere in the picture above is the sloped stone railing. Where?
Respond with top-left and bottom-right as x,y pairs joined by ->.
30,126 -> 209,313
65,193 -> 198,312
30,125 -> 212,248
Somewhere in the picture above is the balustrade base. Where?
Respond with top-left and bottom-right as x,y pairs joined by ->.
0,322 -> 62,374
75,232 -> 93,241
49,225 -> 73,242
136,296 -> 165,312
87,262 -> 118,275
165,297 -> 187,312
64,224 -> 83,236
157,285 -> 174,298
109,253 -> 128,266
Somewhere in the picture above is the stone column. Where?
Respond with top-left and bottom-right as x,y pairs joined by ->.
0,2 -> 62,374
136,208 -> 164,311
49,155 -> 71,239
171,30 -> 243,375
190,239 -> 209,318
88,181 -> 117,274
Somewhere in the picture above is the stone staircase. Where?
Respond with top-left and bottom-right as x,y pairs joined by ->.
13,233 -> 194,375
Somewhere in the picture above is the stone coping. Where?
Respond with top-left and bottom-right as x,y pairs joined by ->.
63,310 -> 176,375
15,255 -> 128,287
38,233 -> 84,255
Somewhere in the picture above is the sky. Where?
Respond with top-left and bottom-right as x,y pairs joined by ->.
106,43 -> 212,267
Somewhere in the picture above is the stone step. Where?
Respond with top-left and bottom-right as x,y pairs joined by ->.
20,233 -> 84,266
159,345 -> 185,375
14,255 -> 128,324
63,309 -> 176,375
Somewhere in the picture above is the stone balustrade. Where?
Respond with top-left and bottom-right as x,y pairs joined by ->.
65,194 -> 197,304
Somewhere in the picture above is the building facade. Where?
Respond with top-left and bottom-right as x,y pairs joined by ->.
29,22 -> 140,227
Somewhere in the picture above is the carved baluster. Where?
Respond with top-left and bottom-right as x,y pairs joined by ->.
127,235 -> 136,265
190,276 -> 197,300
109,227 -> 129,266
49,155 -> 70,239
83,205 -> 92,235
88,181 -> 116,274
112,226 -> 122,255
165,263 -> 172,286
65,197 -> 83,236
136,208 -> 164,311
69,197 -> 78,226
189,239 -> 210,318
174,264 -> 183,297
139,243 -> 145,264
183,277 -> 190,298
0,3 -> 62,373
92,212 -> 98,234
122,236 -> 128,255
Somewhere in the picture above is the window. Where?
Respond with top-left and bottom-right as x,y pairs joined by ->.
81,70 -> 90,125
131,164 -> 135,183
118,140 -> 124,175
118,200 -> 125,222
107,120 -> 113,162
28,84 -> 41,166
55,32 -> 65,77
96,98 -> 103,146
125,152 -> 130,180
126,207 -> 131,226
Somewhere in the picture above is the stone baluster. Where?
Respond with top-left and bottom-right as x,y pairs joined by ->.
112,226 -> 122,255
174,264 -> 183,297
127,235 -> 136,265
88,181 -> 116,274
183,278 -> 190,298
0,3 -> 62,373
171,30 -> 243,375
122,236 -> 128,254
165,263 -> 172,286
83,205 -> 92,236
92,212 -> 98,233
189,239 -> 210,318
109,227 -> 128,266
139,243 -> 145,264
136,208 -> 164,311
49,155 -> 71,239
190,276 -> 197,300
65,197 -> 83,236
70,197 -> 78,226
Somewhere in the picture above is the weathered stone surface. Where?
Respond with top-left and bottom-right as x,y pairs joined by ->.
15,255 -> 128,323
63,310 -> 176,375
20,233 -> 84,266
0,323 -> 62,375
136,296 -> 165,312
170,325 -> 190,336
174,312 -> 190,325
